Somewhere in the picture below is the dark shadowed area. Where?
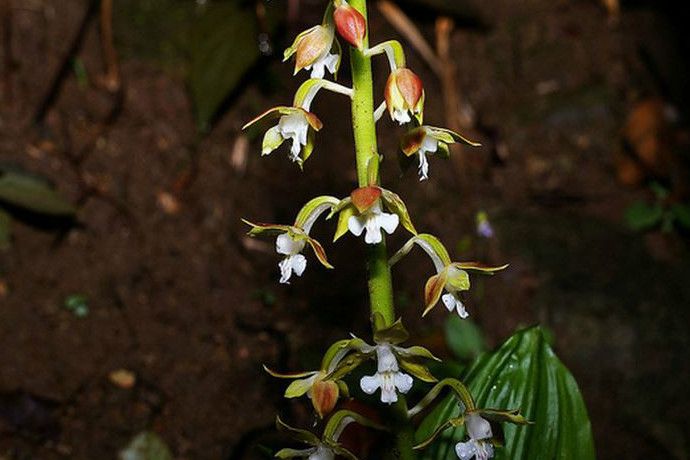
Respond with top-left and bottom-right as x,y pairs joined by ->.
1,0 -> 689,459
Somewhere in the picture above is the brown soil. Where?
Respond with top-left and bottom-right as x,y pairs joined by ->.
1,0 -> 689,459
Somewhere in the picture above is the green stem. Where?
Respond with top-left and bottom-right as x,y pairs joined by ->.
348,1 -> 415,459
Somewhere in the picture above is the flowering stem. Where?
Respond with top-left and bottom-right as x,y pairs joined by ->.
349,1 -> 415,459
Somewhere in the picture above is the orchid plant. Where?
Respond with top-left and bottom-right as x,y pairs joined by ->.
243,1 -> 529,458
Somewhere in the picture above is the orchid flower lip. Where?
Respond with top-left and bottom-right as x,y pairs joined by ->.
359,344 -> 414,404
276,232 -> 308,284
347,201 -> 399,244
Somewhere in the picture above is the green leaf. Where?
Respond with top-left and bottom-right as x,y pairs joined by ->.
444,316 -> 486,361
625,201 -> 663,231
670,203 -> 690,229
0,209 -> 11,250
0,170 -> 75,216
119,432 -> 173,460
418,326 -> 595,460
189,3 -> 282,131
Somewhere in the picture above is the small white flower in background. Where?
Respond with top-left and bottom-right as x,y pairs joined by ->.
455,413 -> 494,460
360,344 -> 413,404
475,211 -> 494,239
348,201 -> 399,244
276,232 -> 307,284
276,111 -> 310,161
416,128 -> 439,181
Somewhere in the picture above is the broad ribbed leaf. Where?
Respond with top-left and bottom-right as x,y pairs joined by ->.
417,326 -> 595,460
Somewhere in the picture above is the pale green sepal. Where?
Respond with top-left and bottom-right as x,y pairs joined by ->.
327,197 -> 353,218
380,189 -> 416,235
306,237 -> 333,269
474,408 -> 532,425
285,375 -> 318,398
414,91 -> 425,125
396,345 -> 441,362
262,125 -> 284,155
336,380 -> 350,398
263,365 -> 317,379
276,416 -> 320,446
324,352 -> 370,381
320,338 -> 368,371
323,409 -> 386,443
446,268 -> 471,292
294,196 -> 339,231
427,127 -> 481,147
399,359 -> 437,383
333,204 -> 356,242
242,106 -> 295,130
408,378 -> 475,418
390,234 -> 451,274
454,262 -> 509,274
413,418 -> 455,450
437,141 -> 450,159
275,448 -> 314,459
373,317 -> 409,345
242,219 -> 294,237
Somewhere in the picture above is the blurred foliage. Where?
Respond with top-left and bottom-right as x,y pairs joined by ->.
114,0 -> 284,131
418,326 -> 595,460
444,316 -> 486,361
0,166 -> 76,249
64,294 -> 89,318
626,182 -> 690,233
119,432 -> 173,460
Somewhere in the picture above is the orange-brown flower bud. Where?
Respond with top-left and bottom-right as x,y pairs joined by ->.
334,3 -> 367,49
384,68 -> 424,125
311,379 -> 340,418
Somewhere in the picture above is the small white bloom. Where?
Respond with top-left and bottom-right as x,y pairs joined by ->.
359,344 -> 413,404
348,202 -> 400,244
308,445 -> 335,460
276,232 -> 307,284
417,129 -> 439,181
277,112 -> 310,161
442,293 -> 468,318
455,413 -> 494,460
306,52 -> 339,79
393,108 -> 412,125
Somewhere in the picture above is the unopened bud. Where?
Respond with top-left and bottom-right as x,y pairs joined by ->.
334,3 -> 367,49
311,379 -> 340,418
385,68 -> 424,125
351,186 -> 382,213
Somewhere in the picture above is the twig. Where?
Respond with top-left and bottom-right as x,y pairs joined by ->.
1,0 -> 12,104
376,0 -> 442,76
98,0 -> 120,92
32,0 -> 98,125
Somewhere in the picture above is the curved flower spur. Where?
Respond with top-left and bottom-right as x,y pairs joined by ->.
389,234 -> 507,318
243,196 -> 339,284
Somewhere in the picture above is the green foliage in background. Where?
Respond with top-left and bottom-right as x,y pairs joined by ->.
626,182 -> 690,233
418,326 -> 595,460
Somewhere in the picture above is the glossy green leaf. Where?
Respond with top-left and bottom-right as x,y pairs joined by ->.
417,326 -> 595,460
444,316 -> 486,361
189,3 -> 282,131
0,170 -> 75,216
119,432 -> 173,460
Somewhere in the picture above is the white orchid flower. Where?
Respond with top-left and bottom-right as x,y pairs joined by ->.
284,23 -> 341,80
455,413 -> 494,460
400,126 -> 480,181
360,344 -> 413,404
276,232 -> 308,283
348,201 -> 399,245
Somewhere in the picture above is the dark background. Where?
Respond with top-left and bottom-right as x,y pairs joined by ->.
1,0 -> 689,458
